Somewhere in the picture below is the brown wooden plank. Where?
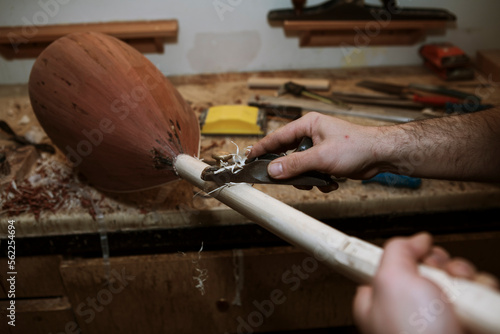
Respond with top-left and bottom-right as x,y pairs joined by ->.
0,20 -> 177,59
284,20 -> 447,47
0,38 -> 167,59
0,297 -> 77,334
57,233 -> 500,334
299,29 -> 424,47
0,20 -> 178,44
476,50 -> 500,83
60,247 -> 357,334
0,256 -> 65,298
284,20 -> 450,31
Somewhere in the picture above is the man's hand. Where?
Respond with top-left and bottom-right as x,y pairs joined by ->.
248,112 -> 385,181
250,108 -> 500,183
353,233 -> 498,334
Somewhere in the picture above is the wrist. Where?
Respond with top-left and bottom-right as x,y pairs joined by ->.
368,125 -> 406,175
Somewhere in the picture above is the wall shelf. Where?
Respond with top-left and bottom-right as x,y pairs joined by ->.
0,20 -> 178,59
283,20 -> 451,47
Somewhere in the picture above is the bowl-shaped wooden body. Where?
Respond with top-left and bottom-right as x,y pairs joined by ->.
29,32 -> 199,192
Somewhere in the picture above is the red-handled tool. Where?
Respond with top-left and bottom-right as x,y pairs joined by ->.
329,91 -> 462,108
412,94 -> 462,107
357,80 -> 478,101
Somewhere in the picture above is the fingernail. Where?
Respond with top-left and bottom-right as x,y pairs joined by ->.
475,273 -> 499,289
268,161 -> 283,178
426,247 -> 449,268
450,261 -> 475,278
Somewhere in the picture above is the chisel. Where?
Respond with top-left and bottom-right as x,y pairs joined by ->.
278,81 -> 350,109
248,97 -> 423,123
357,80 -> 478,102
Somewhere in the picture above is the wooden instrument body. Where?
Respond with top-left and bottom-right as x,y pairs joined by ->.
29,32 -> 199,192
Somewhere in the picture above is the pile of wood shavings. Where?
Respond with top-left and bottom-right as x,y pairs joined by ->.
0,156 -> 103,220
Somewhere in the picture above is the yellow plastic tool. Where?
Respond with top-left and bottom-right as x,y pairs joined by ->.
199,105 -> 266,135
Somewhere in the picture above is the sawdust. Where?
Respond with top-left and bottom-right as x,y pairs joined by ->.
192,242 -> 208,295
2,67 -> 500,235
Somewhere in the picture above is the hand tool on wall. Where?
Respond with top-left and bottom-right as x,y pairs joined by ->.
268,0 -> 456,21
292,0 -> 306,15
278,81 -> 350,109
248,96 -> 423,123
29,32 -> 500,334
362,172 -> 421,189
356,80 -> 479,103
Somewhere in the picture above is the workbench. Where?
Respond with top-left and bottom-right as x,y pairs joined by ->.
1,66 -> 500,334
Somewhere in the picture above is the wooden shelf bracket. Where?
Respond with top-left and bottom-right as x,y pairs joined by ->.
0,20 -> 178,59
283,20 -> 452,47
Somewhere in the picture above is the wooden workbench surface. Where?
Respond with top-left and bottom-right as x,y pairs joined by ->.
1,66 -> 500,238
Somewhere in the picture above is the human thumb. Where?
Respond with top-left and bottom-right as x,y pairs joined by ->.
267,150 -> 321,179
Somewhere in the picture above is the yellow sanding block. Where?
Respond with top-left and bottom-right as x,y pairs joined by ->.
200,105 -> 266,135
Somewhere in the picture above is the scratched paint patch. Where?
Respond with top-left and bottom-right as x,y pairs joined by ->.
187,31 -> 261,73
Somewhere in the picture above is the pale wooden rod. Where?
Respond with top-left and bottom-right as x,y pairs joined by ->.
175,154 -> 500,334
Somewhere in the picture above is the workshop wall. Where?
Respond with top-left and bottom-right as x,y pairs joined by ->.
1,0 -> 499,84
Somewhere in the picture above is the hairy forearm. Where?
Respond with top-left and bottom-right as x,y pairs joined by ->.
376,108 -> 500,182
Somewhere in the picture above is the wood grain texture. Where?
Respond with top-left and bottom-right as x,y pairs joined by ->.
0,297 -> 76,334
284,20 -> 448,47
28,32 -> 199,192
0,21 -> 178,44
283,20 -> 450,31
0,256 -> 65,298
299,29 -> 425,47
59,247 -> 357,334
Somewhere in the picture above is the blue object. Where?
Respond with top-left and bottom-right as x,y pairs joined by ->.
445,102 -> 493,114
362,173 -> 421,189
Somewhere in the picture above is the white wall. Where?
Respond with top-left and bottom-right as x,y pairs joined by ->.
1,0 -> 499,84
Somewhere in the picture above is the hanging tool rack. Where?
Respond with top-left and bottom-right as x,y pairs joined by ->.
269,0 -> 456,47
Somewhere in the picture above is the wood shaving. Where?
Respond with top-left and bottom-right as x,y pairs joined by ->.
192,242 -> 208,295
0,155 -> 104,220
